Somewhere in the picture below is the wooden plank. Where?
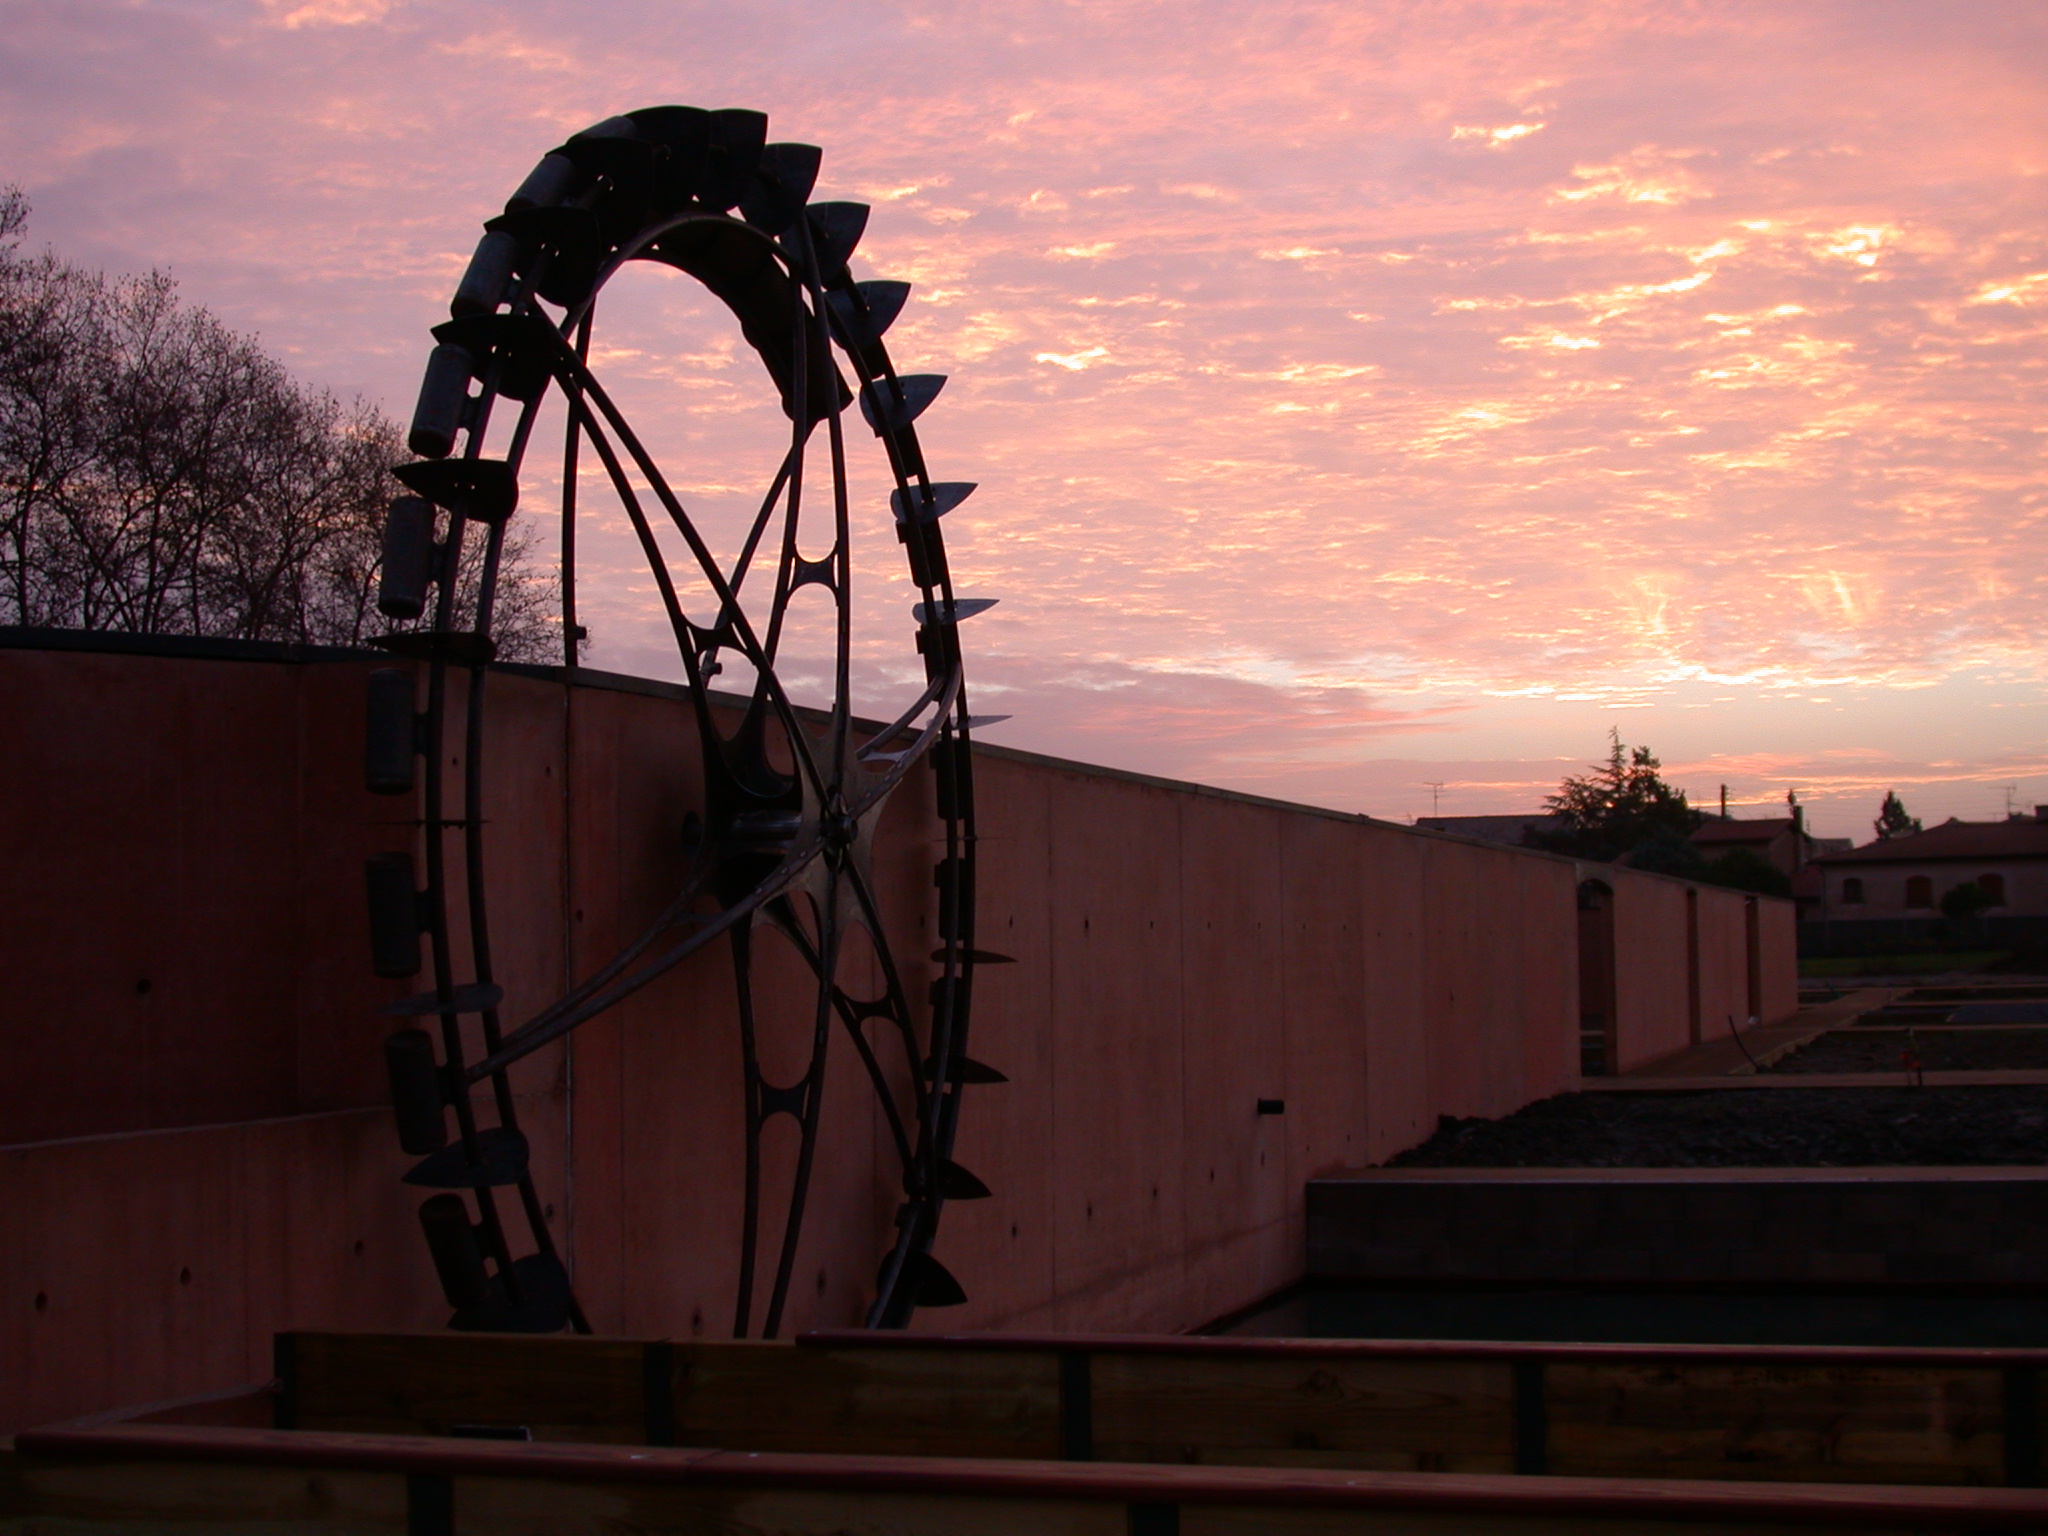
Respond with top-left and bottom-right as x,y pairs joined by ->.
802,1329 -> 2048,1370
454,1477 -> 1127,1536
281,1331 -> 2026,1490
1181,1508 -> 1893,1536
1091,1353 -> 1517,1473
288,1332 -> 646,1444
1546,1363 -> 2006,1486
21,1425 -> 2048,1532
672,1342 -> 1063,1459
288,1333 -> 1072,1461
454,1477 -> 1890,1536
6,1455 -> 406,1530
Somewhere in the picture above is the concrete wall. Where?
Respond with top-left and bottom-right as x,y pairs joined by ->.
1309,1166 -> 2048,1286
0,637 -> 1794,1430
1604,874 -> 1778,1073
1800,914 -> 2048,958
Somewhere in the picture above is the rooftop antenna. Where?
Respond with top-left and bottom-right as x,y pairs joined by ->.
1425,781 -> 1445,818
2007,784 -> 2020,819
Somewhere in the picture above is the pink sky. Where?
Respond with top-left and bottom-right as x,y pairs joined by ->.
5,0 -> 2045,838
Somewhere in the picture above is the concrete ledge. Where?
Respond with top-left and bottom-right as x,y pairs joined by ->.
1308,1166 -> 2048,1286
1582,1070 -> 2048,1090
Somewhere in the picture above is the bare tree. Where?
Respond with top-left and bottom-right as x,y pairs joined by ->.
0,190 -> 560,660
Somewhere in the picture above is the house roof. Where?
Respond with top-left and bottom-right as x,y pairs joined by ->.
1689,817 -> 1795,847
1414,814 -> 1561,844
1818,818 -> 2048,865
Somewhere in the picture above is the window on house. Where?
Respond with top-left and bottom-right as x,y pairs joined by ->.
1980,873 -> 2006,905
1841,877 -> 1864,905
1905,876 -> 1933,908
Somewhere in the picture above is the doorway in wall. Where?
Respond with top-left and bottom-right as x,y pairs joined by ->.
1686,887 -> 1702,1048
1744,894 -> 1762,1026
1578,880 -> 1618,1076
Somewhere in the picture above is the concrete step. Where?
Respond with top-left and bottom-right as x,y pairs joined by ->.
1308,1165 -> 2048,1286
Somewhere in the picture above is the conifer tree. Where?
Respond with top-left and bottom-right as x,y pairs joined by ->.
1527,729 -> 1703,862
1874,791 -> 1921,841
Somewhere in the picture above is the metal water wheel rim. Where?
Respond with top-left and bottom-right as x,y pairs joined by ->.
362,105 -> 997,1338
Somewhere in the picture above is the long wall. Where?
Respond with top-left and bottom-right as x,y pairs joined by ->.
0,636 -> 1794,1430
1610,875 -> 1785,1070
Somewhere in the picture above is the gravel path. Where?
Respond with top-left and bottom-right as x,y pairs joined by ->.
1386,1086 -> 2048,1167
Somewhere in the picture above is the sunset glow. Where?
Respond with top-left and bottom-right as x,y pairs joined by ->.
6,0 -> 2045,835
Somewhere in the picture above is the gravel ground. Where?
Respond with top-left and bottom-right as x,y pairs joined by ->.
1386,1086 -> 2048,1167
1777,1029 -> 2048,1074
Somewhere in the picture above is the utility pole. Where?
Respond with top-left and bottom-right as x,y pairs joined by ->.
1425,781 -> 1445,818
1720,784 -> 1728,820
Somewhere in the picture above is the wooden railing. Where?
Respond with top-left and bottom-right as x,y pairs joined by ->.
13,1329 -> 2048,1532
261,1328 -> 2048,1488
13,1420 -> 2048,1535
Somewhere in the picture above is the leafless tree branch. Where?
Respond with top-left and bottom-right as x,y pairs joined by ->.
0,189 -> 561,660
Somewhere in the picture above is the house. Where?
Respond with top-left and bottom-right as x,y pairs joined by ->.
1690,816 -> 1802,876
1414,812 -> 1563,846
1686,808 -> 1838,879
1808,810 -> 2048,933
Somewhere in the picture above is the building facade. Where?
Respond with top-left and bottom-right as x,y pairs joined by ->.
1804,813 -> 2048,952
1813,815 -> 2048,918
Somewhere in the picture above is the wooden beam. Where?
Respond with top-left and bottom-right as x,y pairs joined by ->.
1547,1361 -> 2006,1486
284,1331 -> 647,1444
22,1423 -> 2048,1533
273,1331 -> 2048,1490
672,1341 -> 1063,1459
1088,1352 -> 1517,1473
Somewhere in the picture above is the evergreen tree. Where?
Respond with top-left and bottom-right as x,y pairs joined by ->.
1874,791 -> 1922,841
1527,730 -> 1704,862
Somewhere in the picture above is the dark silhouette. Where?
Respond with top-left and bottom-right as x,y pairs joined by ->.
1700,845 -> 1792,897
1526,729 -> 1704,862
1874,790 -> 1922,841
1940,880 -> 1993,922
0,189 -> 557,657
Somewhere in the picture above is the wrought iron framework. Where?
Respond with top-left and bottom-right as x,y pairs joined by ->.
361,106 -> 1001,1338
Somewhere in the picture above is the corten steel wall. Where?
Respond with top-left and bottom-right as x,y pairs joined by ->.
0,639 -> 1790,1430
